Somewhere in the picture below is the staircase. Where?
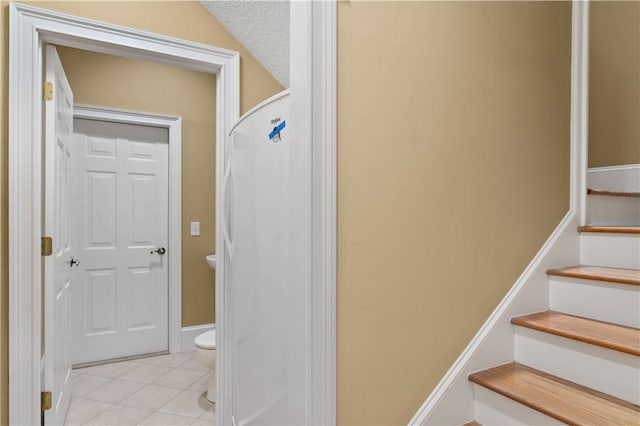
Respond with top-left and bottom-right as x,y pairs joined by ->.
467,189 -> 640,424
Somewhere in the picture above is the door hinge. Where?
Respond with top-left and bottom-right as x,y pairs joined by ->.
43,81 -> 54,101
41,391 -> 52,411
41,236 -> 53,256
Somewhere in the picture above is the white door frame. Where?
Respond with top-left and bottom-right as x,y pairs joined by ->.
8,5 -> 238,425
9,2 -> 337,425
73,104 -> 183,356
290,2 -> 337,425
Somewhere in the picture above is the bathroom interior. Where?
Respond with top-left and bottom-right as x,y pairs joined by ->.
35,2 -> 290,425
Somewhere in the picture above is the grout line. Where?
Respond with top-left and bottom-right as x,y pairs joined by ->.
66,351 -> 213,426
65,398 -> 113,426
133,406 -> 154,426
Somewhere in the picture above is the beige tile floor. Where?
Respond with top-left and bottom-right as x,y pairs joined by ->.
65,352 -> 215,425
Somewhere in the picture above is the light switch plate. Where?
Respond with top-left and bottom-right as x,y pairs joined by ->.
190,222 -> 200,236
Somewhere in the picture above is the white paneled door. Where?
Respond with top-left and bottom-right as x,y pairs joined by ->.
70,118 -> 169,364
43,45 -> 74,426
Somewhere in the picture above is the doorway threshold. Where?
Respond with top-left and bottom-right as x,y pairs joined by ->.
73,351 -> 170,370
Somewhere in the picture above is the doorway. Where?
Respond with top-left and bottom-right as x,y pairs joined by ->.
8,3 -> 336,425
60,42 -> 215,359
9,5 -> 238,425
41,42 -> 194,424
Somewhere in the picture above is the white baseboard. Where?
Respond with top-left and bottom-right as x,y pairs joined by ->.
587,164 -> 640,192
180,323 -> 215,353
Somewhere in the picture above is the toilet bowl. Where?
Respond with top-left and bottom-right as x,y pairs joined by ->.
194,329 -> 216,402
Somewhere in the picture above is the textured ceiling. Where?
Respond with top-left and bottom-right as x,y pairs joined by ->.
200,0 -> 290,87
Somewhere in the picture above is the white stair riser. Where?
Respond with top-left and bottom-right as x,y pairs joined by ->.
549,277 -> 640,328
580,233 -> 640,269
587,195 -> 640,226
514,326 -> 640,405
587,165 -> 640,193
473,385 -> 564,426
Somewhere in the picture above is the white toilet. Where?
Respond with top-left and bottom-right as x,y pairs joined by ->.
195,254 -> 217,402
194,329 -> 216,403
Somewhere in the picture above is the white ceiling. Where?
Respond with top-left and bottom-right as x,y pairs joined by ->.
200,0 -> 290,88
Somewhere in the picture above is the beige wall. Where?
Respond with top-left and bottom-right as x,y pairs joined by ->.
589,0 -> 640,167
337,2 -> 571,424
56,46 -> 219,328
1,1 -> 575,425
0,1 -> 282,423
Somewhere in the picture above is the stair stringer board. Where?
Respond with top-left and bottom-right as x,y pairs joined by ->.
409,213 -> 580,425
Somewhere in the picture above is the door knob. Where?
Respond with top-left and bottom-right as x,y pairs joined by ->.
150,247 -> 166,255
69,257 -> 80,267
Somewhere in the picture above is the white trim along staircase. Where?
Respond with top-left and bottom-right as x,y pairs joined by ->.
409,2 -> 640,423
413,182 -> 640,425
465,189 -> 640,425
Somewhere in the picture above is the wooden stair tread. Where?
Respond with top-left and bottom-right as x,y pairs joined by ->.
588,188 -> 640,198
578,225 -> 640,234
547,265 -> 640,286
461,422 -> 481,426
469,362 -> 640,426
511,311 -> 640,356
